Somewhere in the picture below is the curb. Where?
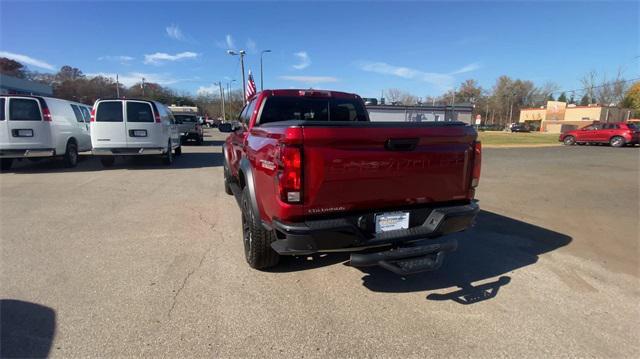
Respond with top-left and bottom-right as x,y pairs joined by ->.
483,144 -> 562,149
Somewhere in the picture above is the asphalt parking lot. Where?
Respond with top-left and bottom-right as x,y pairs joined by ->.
1,129 -> 638,357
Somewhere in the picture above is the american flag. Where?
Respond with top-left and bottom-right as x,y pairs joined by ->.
246,71 -> 256,100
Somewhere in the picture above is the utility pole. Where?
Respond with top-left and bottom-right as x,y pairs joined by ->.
509,101 -> 514,124
227,79 -> 236,104
260,49 -> 271,91
215,82 -> 225,122
450,88 -> 456,121
116,74 -> 120,98
141,77 -> 145,97
485,101 -> 489,123
228,50 -> 247,104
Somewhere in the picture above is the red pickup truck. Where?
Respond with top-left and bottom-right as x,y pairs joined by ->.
219,89 -> 481,275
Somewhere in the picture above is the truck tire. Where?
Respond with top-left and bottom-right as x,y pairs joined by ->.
196,135 -> 203,146
241,186 -> 279,269
100,156 -> 115,167
175,146 -> 182,156
223,166 -> 233,195
1,158 -> 13,171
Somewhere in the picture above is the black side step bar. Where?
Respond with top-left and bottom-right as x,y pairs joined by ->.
350,239 -> 458,275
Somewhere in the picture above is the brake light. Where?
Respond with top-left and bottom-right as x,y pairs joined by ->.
155,112 -> 162,123
278,145 -> 302,203
90,108 -> 96,122
298,90 -> 331,97
42,107 -> 52,122
471,141 -> 482,188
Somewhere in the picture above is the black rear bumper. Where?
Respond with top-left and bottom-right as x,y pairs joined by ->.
270,202 -> 479,255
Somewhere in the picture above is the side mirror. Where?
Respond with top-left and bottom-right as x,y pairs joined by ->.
218,122 -> 233,133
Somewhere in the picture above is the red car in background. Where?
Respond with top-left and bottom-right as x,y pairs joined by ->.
560,123 -> 639,147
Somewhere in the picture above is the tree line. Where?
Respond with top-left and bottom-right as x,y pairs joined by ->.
385,71 -> 637,124
2,57 -> 638,123
0,57 -> 243,119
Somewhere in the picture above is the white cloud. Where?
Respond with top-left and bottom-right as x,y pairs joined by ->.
450,63 -> 481,75
197,84 -> 220,96
358,61 -> 481,90
0,51 -> 55,70
98,55 -> 135,65
279,76 -> 338,84
246,38 -> 257,54
143,51 -> 198,65
292,51 -> 310,70
86,72 -> 188,86
226,34 -> 235,49
216,34 -> 236,49
166,24 -> 185,41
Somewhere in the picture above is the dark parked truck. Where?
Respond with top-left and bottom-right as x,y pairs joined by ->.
168,106 -> 204,145
219,89 -> 481,275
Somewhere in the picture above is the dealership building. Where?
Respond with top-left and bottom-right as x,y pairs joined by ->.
519,101 -> 634,133
0,74 -> 53,96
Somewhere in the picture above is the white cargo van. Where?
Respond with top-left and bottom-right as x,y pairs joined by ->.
0,95 -> 92,171
90,99 -> 180,167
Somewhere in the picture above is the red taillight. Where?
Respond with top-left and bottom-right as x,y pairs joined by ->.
42,107 -> 52,122
155,112 -> 161,123
471,141 -> 482,188
90,108 -> 96,122
278,145 -> 302,203
298,90 -> 331,97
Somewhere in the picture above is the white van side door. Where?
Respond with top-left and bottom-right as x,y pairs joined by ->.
70,104 -> 91,151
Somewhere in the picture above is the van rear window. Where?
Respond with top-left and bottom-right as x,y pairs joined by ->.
127,102 -> 154,123
10,99 -> 42,121
96,101 -> 123,122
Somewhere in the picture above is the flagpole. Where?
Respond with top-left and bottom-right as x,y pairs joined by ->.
240,52 -> 246,104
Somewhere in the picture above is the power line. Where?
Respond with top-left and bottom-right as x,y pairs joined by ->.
545,77 -> 639,96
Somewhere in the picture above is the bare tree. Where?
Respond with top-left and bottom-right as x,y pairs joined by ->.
386,88 -> 402,103
399,93 -> 418,105
580,70 -> 598,104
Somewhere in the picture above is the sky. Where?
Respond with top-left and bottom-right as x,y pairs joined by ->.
0,1 -> 638,99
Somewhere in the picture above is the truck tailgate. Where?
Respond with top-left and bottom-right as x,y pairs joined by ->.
301,124 -> 477,213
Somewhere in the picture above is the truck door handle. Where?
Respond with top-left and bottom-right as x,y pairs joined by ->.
385,138 -> 419,151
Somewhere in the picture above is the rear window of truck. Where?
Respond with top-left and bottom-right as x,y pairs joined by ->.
174,114 -> 197,123
259,97 -> 367,124
126,102 -> 154,123
9,98 -> 42,121
96,101 -> 123,122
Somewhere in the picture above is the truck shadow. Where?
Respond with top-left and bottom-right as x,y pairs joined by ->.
356,210 -> 572,303
0,299 -> 56,358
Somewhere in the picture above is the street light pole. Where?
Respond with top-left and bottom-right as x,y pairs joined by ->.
227,50 -> 247,104
260,49 -> 271,91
